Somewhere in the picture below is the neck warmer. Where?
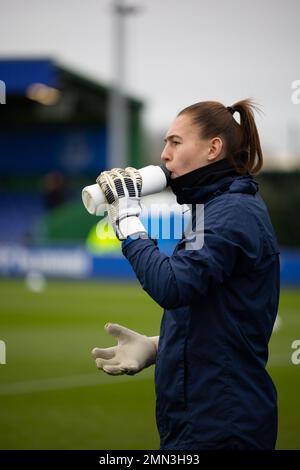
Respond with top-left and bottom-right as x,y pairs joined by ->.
169,158 -> 242,204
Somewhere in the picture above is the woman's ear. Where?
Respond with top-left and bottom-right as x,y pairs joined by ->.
207,137 -> 224,161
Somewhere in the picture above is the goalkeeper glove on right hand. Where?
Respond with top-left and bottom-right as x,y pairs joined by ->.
96,167 -> 147,240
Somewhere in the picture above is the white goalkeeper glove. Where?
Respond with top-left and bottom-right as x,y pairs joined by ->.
91,323 -> 159,376
96,167 -> 147,240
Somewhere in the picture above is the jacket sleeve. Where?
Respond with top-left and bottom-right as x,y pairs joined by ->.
122,205 -> 262,309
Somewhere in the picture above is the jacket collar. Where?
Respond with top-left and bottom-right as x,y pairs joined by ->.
169,158 -> 258,204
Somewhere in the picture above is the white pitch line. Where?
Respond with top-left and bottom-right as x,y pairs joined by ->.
0,354 -> 293,397
0,369 -> 154,396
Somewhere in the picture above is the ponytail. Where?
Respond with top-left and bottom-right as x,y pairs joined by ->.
229,99 -> 263,174
178,98 -> 264,175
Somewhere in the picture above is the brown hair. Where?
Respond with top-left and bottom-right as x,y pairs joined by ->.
178,99 -> 263,175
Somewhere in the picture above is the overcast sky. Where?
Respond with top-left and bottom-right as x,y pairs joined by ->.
1,0 -> 300,167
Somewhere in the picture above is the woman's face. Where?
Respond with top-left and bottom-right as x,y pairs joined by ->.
161,113 -> 224,179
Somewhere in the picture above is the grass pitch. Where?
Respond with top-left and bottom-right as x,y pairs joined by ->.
0,279 -> 299,449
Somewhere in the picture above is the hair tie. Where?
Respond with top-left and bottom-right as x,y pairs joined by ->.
227,106 -> 235,115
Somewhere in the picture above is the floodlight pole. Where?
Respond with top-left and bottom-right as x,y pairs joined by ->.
108,0 -> 138,169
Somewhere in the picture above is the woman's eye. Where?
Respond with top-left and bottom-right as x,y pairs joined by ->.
173,141 -> 180,146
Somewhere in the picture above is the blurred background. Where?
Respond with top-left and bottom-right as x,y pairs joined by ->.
0,0 -> 299,450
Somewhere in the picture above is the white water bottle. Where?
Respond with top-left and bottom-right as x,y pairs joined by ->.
82,165 -> 170,215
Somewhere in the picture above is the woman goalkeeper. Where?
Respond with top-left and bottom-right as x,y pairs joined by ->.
91,99 -> 280,450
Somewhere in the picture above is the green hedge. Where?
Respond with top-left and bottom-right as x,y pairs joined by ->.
257,172 -> 300,248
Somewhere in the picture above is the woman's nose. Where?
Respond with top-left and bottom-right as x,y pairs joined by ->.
161,145 -> 171,162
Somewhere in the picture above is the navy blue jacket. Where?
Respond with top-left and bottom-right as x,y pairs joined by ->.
122,173 -> 280,450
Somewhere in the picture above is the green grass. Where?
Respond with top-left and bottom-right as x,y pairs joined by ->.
0,279 -> 299,449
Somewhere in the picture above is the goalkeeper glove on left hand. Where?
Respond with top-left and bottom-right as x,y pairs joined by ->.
91,323 -> 158,375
